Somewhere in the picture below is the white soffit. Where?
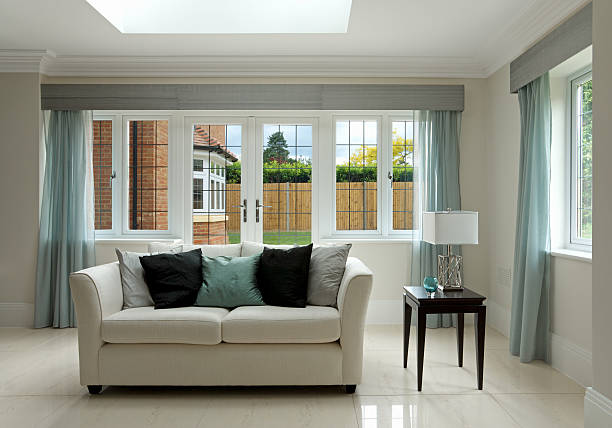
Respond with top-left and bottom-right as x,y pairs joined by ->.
85,0 -> 352,34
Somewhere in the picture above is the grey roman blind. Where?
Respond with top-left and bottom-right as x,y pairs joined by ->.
40,84 -> 464,111
510,2 -> 592,93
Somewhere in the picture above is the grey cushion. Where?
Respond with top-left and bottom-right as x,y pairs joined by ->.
307,244 -> 352,307
115,249 -> 154,309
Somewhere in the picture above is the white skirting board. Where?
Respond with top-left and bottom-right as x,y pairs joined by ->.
550,333 -> 593,387
0,303 -> 34,327
441,299 -> 594,388
585,388 -> 612,428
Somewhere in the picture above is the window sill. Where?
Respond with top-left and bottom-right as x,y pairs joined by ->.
550,248 -> 592,263
95,238 -> 181,244
320,237 -> 415,244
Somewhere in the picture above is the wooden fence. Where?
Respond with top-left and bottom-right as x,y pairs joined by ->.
225,182 -> 413,232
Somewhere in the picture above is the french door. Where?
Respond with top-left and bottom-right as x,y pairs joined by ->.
184,116 -> 316,245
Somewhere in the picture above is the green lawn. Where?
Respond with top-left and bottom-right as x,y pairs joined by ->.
227,231 -> 311,245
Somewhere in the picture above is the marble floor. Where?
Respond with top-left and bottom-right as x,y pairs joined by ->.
0,325 -> 584,428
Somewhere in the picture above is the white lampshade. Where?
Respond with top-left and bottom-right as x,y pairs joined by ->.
422,211 -> 479,245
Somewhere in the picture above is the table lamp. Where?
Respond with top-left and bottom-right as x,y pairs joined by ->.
422,210 -> 479,291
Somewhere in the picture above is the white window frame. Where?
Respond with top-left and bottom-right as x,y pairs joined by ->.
332,115 -> 383,237
93,112 -> 181,239
94,110 -> 417,243
182,116 -> 250,243
569,69 -> 593,250
254,117 -> 319,244
388,114 -> 416,237
328,114 -> 416,240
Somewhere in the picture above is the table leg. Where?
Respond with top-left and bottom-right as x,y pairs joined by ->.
456,313 -> 464,367
417,310 -> 426,391
403,298 -> 412,369
474,307 -> 486,390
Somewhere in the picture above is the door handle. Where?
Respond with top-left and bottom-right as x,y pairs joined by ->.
255,199 -> 272,223
231,199 -> 247,222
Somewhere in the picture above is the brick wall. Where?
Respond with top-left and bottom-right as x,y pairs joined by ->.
127,120 -> 169,230
93,120 -> 113,230
193,216 -> 229,245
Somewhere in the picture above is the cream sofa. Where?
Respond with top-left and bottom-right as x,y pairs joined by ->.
69,243 -> 373,394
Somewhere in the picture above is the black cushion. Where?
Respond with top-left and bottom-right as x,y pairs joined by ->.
257,244 -> 313,307
139,249 -> 203,309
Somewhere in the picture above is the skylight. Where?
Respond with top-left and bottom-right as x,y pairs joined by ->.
85,0 -> 352,34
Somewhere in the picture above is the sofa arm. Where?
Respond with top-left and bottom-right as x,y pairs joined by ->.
69,262 -> 123,385
337,257 -> 373,384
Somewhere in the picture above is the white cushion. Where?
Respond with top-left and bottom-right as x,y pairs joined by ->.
222,305 -> 341,344
147,240 -> 184,254
183,243 -> 242,257
240,241 -> 295,257
102,306 -> 229,345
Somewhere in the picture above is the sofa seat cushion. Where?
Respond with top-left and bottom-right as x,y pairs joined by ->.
222,305 -> 340,344
102,306 -> 229,345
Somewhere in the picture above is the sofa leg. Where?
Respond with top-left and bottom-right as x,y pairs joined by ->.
344,384 -> 356,394
87,385 -> 103,395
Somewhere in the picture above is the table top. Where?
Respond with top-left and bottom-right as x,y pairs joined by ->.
404,286 -> 486,306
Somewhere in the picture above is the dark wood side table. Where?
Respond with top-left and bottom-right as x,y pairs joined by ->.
403,286 -> 487,391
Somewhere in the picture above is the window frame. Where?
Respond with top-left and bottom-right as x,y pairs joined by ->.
332,115 -> 383,236
388,114 -> 416,237
329,114 -> 416,240
254,117 -> 319,244
93,112 -> 180,239
94,110 -> 417,243
568,68 -> 593,250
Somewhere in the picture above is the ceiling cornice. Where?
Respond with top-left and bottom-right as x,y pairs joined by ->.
0,0 -> 590,79
38,54 -> 486,78
0,49 -> 55,73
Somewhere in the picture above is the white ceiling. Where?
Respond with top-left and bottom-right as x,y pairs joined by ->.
0,0 -> 589,77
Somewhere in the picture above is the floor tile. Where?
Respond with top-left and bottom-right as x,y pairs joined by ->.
354,394 -> 520,428
492,393 -> 585,428
0,326 -> 588,428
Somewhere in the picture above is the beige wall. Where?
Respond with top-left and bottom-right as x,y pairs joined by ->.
592,0 -> 612,402
484,64 -> 520,332
0,73 -> 40,326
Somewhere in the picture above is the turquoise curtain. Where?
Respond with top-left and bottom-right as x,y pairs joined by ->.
510,73 -> 551,362
34,111 -> 96,328
410,110 -> 462,328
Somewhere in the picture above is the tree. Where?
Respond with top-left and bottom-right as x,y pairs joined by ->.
263,131 -> 290,163
343,135 -> 413,167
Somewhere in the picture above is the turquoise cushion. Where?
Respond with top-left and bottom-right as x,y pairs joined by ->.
195,255 -> 264,308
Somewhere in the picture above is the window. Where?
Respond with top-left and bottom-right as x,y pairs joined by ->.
333,117 -> 414,237
93,114 -> 175,237
261,123 -> 313,245
570,71 -> 592,246
391,120 -> 414,231
94,111 -> 414,241
191,123 -> 241,245
127,120 -> 169,231
335,119 -> 379,231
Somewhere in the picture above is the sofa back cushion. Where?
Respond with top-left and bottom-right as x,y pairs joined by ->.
115,249 -> 154,309
307,244 -> 352,307
139,249 -> 203,309
257,244 -> 313,307
195,255 -> 264,308
241,241 -> 294,257
183,243 -> 242,258
148,240 -> 183,254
